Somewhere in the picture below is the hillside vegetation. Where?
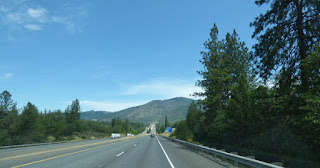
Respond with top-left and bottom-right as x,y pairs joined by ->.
81,97 -> 195,125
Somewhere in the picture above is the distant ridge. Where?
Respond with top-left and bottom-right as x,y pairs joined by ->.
80,97 -> 196,124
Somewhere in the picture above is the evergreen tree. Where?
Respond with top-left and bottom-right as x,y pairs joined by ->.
125,118 -> 129,134
165,115 -> 169,128
65,99 -> 81,134
111,118 -> 116,128
0,90 -> 18,145
49,110 -> 68,138
174,120 -> 192,141
195,24 -> 252,142
20,102 -> 45,143
294,46 -> 320,160
0,90 -> 15,119
186,102 -> 204,141
251,0 -> 320,91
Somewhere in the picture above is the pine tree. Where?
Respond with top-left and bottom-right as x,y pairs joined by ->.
0,90 -> 15,119
195,24 -> 252,142
20,102 -> 45,143
0,90 -> 18,145
165,115 -> 169,128
65,99 -> 81,134
125,118 -> 129,134
111,117 -> 116,128
251,0 -> 320,91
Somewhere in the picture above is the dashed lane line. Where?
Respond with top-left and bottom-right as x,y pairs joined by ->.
116,151 -> 124,157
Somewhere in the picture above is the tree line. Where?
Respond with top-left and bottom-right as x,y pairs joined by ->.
0,90 -> 145,146
172,1 -> 320,167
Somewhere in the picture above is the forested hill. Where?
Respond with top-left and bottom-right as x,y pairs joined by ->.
80,110 -> 111,121
80,97 -> 196,124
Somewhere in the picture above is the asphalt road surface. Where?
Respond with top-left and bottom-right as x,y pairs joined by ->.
0,136 -> 227,168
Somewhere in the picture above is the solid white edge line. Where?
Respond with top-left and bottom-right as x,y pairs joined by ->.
116,151 -> 124,157
156,136 -> 175,168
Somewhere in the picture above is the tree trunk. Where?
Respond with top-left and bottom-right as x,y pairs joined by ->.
295,0 -> 308,91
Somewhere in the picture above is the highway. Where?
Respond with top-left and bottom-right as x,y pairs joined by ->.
0,135 -> 227,168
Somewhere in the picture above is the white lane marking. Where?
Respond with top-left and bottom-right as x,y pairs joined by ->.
156,136 -> 175,168
116,151 -> 124,157
134,144 -> 137,146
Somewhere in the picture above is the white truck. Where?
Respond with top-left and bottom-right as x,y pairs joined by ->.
111,133 -> 120,139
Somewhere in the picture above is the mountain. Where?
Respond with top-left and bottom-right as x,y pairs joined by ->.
80,110 -> 111,121
80,97 -> 196,125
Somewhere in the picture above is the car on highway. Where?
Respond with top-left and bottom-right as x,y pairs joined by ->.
150,134 -> 155,138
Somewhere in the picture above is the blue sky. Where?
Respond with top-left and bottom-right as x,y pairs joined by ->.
0,0 -> 269,112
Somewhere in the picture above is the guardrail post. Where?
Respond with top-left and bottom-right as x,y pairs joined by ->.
231,152 -> 238,167
211,147 -> 217,159
220,149 -> 226,162
205,146 -> 210,155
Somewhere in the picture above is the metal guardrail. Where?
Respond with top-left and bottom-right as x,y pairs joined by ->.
0,141 -> 71,149
161,136 -> 284,168
0,137 -> 111,150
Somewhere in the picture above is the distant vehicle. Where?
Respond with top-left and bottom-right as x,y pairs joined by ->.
127,133 -> 133,136
150,134 -> 155,138
111,133 -> 120,138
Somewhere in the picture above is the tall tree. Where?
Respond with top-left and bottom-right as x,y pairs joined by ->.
125,118 -> 129,134
20,102 -> 45,143
111,118 -> 116,128
165,115 -> 169,128
251,0 -> 320,91
65,99 -> 81,134
0,90 -> 15,119
195,24 -> 252,141
0,90 -> 18,145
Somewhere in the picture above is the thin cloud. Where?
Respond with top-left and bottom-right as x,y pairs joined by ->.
121,78 -> 202,99
51,16 -> 75,32
27,8 -> 47,23
25,24 -> 42,31
0,1 -> 89,33
6,13 -> 24,24
0,6 -> 9,12
81,100 -> 149,112
0,73 -> 14,79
